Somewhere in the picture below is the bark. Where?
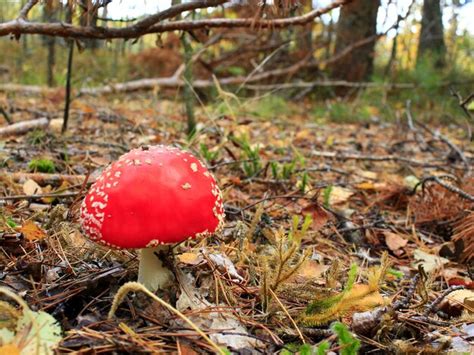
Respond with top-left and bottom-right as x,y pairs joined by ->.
43,1 -> 56,87
417,0 -> 446,68
330,0 -> 380,83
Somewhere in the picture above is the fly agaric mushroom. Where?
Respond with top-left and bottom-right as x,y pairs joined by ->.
79,145 -> 224,292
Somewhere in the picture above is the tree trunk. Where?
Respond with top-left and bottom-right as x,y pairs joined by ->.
79,0 -> 100,50
417,0 -> 446,68
43,0 -> 56,87
330,0 -> 380,84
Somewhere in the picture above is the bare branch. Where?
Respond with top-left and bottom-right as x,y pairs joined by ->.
0,0 -> 350,39
18,0 -> 39,20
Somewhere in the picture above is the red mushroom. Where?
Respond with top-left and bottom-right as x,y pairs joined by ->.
79,145 -> 225,292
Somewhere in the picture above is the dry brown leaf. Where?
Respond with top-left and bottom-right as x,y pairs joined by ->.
328,186 -> 353,205
298,260 -> 329,280
19,220 -> 47,241
301,203 -> 330,230
384,232 -> 408,252
22,179 -> 42,196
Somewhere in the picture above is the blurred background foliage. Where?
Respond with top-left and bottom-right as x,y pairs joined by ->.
0,0 -> 472,126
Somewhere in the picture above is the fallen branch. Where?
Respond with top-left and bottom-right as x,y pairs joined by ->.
0,191 -> 79,201
0,117 -> 48,136
3,172 -> 89,185
0,84 -> 53,94
0,106 -> 12,124
310,150 -> 444,168
0,0 -> 349,39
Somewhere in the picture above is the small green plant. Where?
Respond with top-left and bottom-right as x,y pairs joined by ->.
297,171 -> 310,193
260,214 -> 312,311
322,185 -> 333,209
281,342 -> 330,355
270,160 -> 296,180
28,158 -> 55,173
6,217 -> 17,228
232,134 -> 262,178
200,143 -> 219,163
331,321 -> 360,355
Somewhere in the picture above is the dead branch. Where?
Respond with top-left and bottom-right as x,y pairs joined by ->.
0,106 -> 12,124
0,117 -> 49,136
0,84 -> 53,94
4,172 -> 89,185
0,191 -> 79,201
18,0 -> 39,20
310,150 -> 444,168
0,0 -> 350,39
419,175 -> 474,202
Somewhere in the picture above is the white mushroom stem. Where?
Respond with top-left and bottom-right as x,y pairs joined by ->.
137,246 -> 173,292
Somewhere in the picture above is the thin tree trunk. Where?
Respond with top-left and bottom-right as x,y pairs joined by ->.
62,7 -> 74,134
417,0 -> 446,68
330,0 -> 380,84
182,33 -> 196,137
43,1 -> 56,87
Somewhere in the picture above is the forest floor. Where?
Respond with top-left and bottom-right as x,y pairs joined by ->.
0,92 -> 473,354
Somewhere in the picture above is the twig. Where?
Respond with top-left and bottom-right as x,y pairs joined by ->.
0,191 -> 79,201
424,285 -> 465,315
62,39 -> 74,133
393,273 -> 421,311
418,175 -> 474,203
310,150 -> 443,168
450,88 -> 473,141
18,0 -> 39,20
0,0 -> 349,39
0,106 -> 12,124
268,288 -> 305,343
3,172 -> 89,185
415,120 -> 471,173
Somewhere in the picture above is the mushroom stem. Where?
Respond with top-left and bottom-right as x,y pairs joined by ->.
137,246 -> 173,292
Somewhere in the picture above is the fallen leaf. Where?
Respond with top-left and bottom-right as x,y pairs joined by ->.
301,203 -> 330,229
384,232 -> 408,252
19,221 -> 47,241
413,249 -> 449,273
23,179 -> 42,196
0,344 -> 20,355
202,251 -> 243,282
178,252 -> 203,266
355,182 -> 376,190
327,186 -> 353,205
447,289 -> 474,314
298,260 -> 329,279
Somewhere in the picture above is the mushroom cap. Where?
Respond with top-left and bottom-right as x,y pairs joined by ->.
79,145 -> 224,249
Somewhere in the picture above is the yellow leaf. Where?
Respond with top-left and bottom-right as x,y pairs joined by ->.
356,182 -> 376,190
178,252 -> 203,266
295,129 -> 312,141
0,344 -> 20,355
19,221 -> 47,241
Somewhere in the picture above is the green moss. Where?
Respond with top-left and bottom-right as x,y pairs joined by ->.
28,158 -> 55,173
